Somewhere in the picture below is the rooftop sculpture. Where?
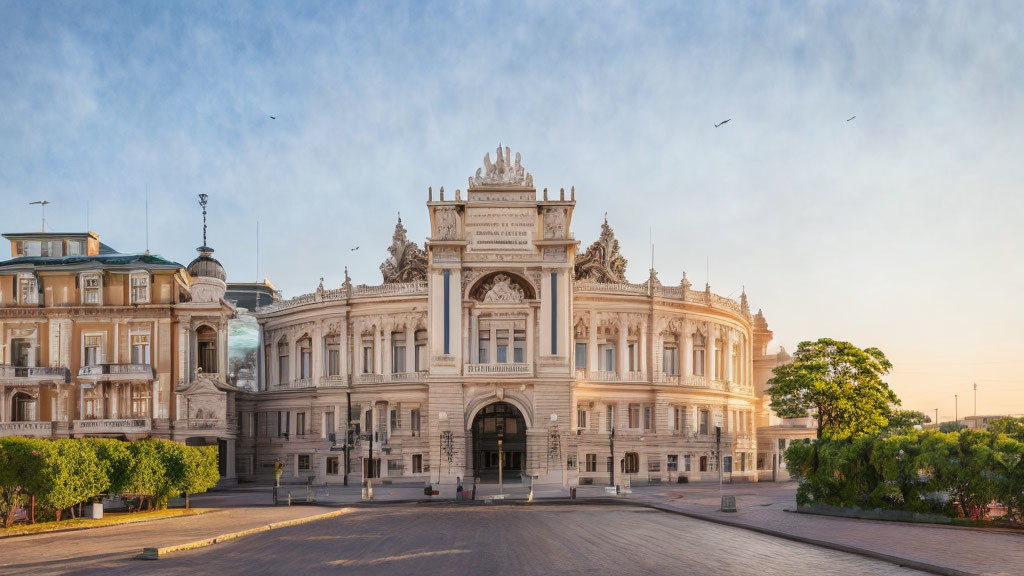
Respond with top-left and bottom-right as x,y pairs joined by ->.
468,145 -> 534,188
574,215 -> 628,283
380,215 -> 427,283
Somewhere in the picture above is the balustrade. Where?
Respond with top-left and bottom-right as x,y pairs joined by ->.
465,363 -> 532,375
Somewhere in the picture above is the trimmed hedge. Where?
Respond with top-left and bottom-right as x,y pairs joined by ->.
785,429 -> 1024,524
0,437 -> 220,526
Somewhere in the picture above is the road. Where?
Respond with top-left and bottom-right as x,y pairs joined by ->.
40,504 -> 926,576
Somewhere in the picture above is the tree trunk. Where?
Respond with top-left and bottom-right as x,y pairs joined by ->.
30,495 -> 35,524
55,509 -> 62,522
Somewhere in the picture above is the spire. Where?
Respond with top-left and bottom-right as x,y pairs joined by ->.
197,193 -> 213,253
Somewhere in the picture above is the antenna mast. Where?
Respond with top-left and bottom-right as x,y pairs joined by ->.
29,200 -> 49,232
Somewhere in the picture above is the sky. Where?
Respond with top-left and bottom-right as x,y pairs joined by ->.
1,1 -> 1022,420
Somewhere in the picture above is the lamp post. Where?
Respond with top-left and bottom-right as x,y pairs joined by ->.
497,423 -> 504,494
609,426 -> 616,488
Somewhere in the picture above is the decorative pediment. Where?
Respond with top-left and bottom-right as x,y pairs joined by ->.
574,216 -> 628,283
474,274 -> 526,303
380,215 -> 427,283
468,145 -> 534,188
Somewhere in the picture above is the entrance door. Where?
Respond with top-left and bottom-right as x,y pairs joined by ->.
470,402 -> 527,483
12,339 -> 31,367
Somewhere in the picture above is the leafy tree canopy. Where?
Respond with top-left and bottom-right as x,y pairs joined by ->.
767,338 -> 898,440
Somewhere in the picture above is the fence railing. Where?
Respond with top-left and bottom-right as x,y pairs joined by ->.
0,366 -> 69,381
465,363 -> 532,375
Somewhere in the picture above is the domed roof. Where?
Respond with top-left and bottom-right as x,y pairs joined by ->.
187,247 -> 227,282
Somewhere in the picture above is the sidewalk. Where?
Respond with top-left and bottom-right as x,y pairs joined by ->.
621,482 -> 1022,576
0,503 -> 345,576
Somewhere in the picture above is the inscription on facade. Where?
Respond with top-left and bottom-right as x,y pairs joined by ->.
465,207 -> 535,253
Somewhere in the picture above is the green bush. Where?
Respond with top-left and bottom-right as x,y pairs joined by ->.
0,437 -> 221,523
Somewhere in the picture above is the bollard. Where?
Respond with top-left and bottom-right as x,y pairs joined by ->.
287,492 -> 292,506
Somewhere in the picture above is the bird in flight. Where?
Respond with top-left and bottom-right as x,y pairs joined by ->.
351,246 -> 359,251
269,116 -> 277,120
846,116 -> 856,122
714,119 -> 731,128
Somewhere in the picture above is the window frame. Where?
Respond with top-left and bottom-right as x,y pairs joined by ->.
129,271 -> 150,304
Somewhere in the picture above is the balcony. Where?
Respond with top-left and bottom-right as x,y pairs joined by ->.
0,365 -> 70,383
318,375 -> 350,387
73,418 -> 152,434
581,370 -> 647,382
464,363 -> 531,376
77,364 -> 154,382
0,421 -> 53,437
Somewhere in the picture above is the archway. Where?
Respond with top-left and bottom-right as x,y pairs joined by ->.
470,401 -> 527,483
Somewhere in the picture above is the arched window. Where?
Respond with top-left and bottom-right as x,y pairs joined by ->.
623,452 -> 640,474
197,326 -> 218,374
277,339 -> 290,384
297,336 -> 312,380
12,392 -> 36,421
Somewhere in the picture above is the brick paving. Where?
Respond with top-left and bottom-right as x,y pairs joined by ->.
623,482 -> 1023,576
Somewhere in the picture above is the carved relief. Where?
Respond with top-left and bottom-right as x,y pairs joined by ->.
435,207 -> 458,240
380,216 -> 427,283
468,145 -> 534,188
574,215 -> 628,283
433,248 -> 460,263
543,207 -> 566,239
543,247 -> 566,262
476,274 -> 525,303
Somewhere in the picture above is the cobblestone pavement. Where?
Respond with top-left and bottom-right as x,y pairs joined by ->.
0,504 -> 341,576
61,504 -> 928,576
623,482 -> 1023,576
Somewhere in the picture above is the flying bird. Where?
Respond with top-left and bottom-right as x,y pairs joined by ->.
351,246 -> 359,251
714,119 -> 731,128
269,116 -> 276,120
847,116 -> 856,122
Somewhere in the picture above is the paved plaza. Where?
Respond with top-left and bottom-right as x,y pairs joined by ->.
28,505 -> 927,576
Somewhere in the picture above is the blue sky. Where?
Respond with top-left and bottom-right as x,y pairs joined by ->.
2,1 -> 1022,417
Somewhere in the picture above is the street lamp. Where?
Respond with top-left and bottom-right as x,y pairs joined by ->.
609,426 -> 616,489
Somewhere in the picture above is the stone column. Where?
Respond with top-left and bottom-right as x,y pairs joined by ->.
375,326 -> 383,374
383,324 -> 392,376
0,385 -> 6,422
707,324 -> 717,381
406,323 -> 415,374
341,319 -> 350,381
617,317 -> 627,379
469,309 -> 479,364
462,310 -> 470,368
312,322 -> 323,381
526,306 -> 535,368
588,312 -> 598,376
639,320 -> 647,376
682,322 -> 692,377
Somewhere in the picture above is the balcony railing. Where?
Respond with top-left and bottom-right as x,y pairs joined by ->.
0,421 -> 53,437
73,418 -> 152,434
0,366 -> 70,382
354,372 -> 428,385
186,418 -> 228,430
318,375 -> 350,387
290,378 -> 315,389
78,364 -> 154,380
581,370 -> 647,382
465,363 -> 531,375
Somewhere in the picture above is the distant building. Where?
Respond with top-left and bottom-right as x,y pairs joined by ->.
962,414 -> 1023,430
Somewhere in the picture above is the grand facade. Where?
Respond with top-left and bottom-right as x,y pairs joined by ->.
0,147 -> 813,488
237,147 -> 811,488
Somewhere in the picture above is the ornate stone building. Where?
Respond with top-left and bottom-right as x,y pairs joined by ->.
238,147 -> 812,487
0,197 -> 241,483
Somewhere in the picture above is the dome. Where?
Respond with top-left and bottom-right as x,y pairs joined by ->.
187,247 -> 227,282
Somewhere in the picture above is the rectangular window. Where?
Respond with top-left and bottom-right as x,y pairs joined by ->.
327,457 -> 339,475
47,240 -> 63,257
412,454 -> 423,474
585,453 -> 597,472
300,345 -> 311,379
18,276 -> 37,305
577,408 -> 588,429
388,459 -> 402,473
68,240 -> 84,256
390,408 -> 398,431
496,329 -> 509,363
575,342 -> 587,370
130,273 -> 149,304
700,410 -> 710,435
643,406 -> 652,430
23,241 -> 41,257
667,455 -> 678,471
478,331 -> 490,364
325,412 -> 336,438
415,330 -> 428,371
607,404 -> 615,431
328,349 -> 340,376
296,412 -> 306,436
392,332 -> 406,372
411,409 -> 421,436
84,335 -> 103,366
82,274 -> 101,305
628,343 -> 636,371
362,345 -> 373,373
700,456 -> 708,472
779,439 -> 787,451
693,349 -> 705,376
684,455 -> 691,472
674,406 -> 684,432
628,404 -> 640,429
131,334 -> 150,364
603,346 -> 615,371
513,330 -> 526,363
130,385 -> 151,417
298,454 -> 310,471
663,344 -> 678,375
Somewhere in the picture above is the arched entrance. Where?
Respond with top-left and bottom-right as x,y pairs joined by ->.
471,402 -> 527,483
11,391 -> 36,421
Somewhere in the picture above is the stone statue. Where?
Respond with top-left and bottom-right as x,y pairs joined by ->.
468,144 -> 534,187
379,216 -> 428,283
543,207 -> 566,239
574,216 -> 628,283
436,207 -> 457,239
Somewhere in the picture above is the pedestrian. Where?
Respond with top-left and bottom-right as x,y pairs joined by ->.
274,460 -> 283,487
456,476 -> 463,501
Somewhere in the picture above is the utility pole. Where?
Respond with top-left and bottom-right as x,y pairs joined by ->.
497,424 -> 504,494
366,405 -> 373,499
609,426 -> 615,488
29,200 -> 49,232
716,426 -> 722,502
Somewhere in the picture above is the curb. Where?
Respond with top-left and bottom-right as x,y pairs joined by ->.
0,508 -> 217,540
137,507 -> 354,560
634,501 -> 976,576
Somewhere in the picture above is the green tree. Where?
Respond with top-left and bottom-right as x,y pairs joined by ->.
0,438 -> 44,527
123,440 -> 166,511
83,438 -> 132,496
884,410 -> 929,435
990,434 -> 1024,524
35,440 -> 108,521
767,338 -> 898,441
918,430 -> 998,520
987,416 -> 1024,441
158,442 -> 220,508
939,421 -> 967,433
